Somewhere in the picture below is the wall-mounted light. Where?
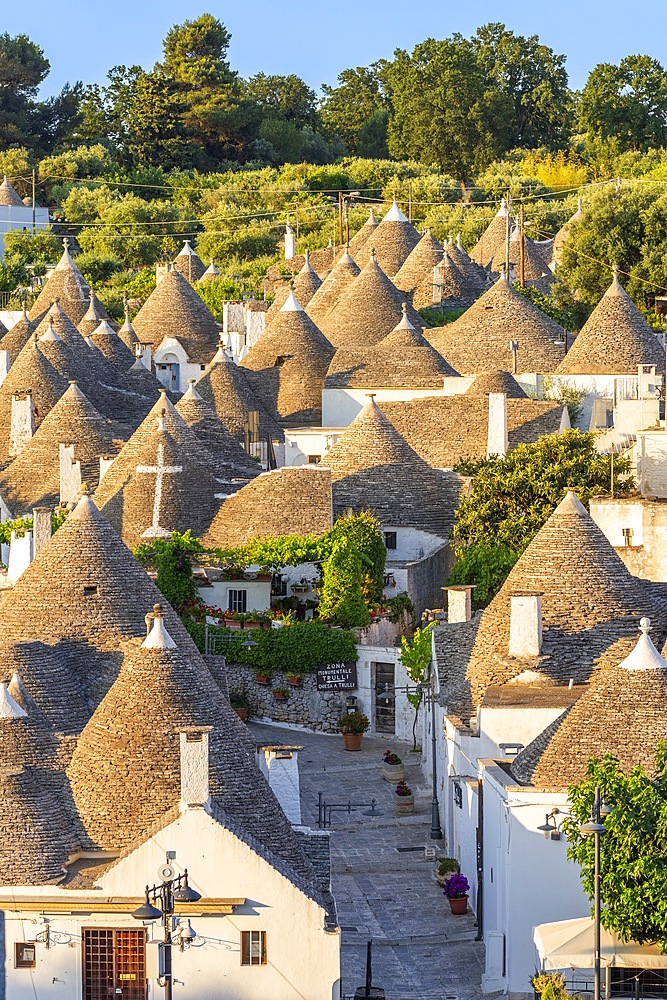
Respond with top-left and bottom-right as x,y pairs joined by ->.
537,808 -> 561,840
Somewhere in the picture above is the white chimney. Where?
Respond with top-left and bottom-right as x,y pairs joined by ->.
487,393 -> 508,459
10,392 -> 34,457
559,406 -> 571,432
99,455 -> 114,481
6,530 -> 33,584
257,744 -> 303,824
443,585 -> 475,623
508,592 -> 543,658
178,727 -> 212,809
32,507 -> 52,557
59,443 -> 82,503
0,349 -> 10,387
284,223 -> 296,260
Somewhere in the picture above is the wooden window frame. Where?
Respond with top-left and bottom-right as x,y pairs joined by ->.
241,930 -> 267,966
228,588 -> 247,613
14,942 -> 36,969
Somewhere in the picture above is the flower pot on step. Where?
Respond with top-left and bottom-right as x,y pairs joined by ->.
342,733 -> 363,751
448,895 -> 468,915
382,762 -> 405,783
394,792 -> 414,815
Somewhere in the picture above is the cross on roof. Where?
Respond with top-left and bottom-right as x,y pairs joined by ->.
136,442 -> 183,538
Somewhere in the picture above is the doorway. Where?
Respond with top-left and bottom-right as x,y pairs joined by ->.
375,661 -> 396,734
82,928 -> 146,999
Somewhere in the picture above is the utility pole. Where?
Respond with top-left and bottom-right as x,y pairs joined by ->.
519,204 -> 525,288
504,189 -> 511,281
32,168 -> 36,230
408,182 -> 413,223
338,192 -> 343,247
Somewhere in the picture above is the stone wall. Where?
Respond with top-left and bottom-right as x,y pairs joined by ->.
225,662 -> 347,732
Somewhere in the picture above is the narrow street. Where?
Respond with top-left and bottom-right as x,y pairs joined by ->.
251,723 -> 486,1000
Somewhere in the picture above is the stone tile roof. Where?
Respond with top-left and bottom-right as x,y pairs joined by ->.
175,382 -> 261,474
0,342 -> 68,459
118,307 -> 140,350
93,413 -> 225,545
556,270 -> 665,375
198,261 -> 220,284
446,237 -> 492,293
0,308 -> 34,364
353,200 -> 421,277
347,208 -> 378,256
444,491 -> 667,720
90,319 -> 138,373
67,614 -> 320,892
325,306 -> 457,388
551,200 -> 582,268
202,465 -> 332,548
508,227 -> 556,293
267,251 -> 322,317
512,618 -> 667,788
0,382 -> 120,515
77,290 -> 112,338
0,643 -> 89,734
433,248 -> 482,309
306,250 -> 360,327
240,291 -> 335,425
319,254 -> 426,349
29,242 -> 92,325
172,240 -> 206,283
0,494 -> 200,705
466,370 -> 527,397
394,230 -> 446,308
379,394 -> 563,467
426,274 -> 565,374
132,269 -> 220,360
0,175 -> 24,207
196,344 -> 284,441
323,398 -> 462,535
469,200 -> 514,269
266,245 -> 336,285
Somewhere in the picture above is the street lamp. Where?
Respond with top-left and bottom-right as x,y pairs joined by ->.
580,786 -> 611,1000
132,869 -> 201,1000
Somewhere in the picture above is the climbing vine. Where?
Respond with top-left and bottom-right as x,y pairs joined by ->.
0,508 -> 70,545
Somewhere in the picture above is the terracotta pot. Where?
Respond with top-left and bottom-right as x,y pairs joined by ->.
342,732 -> 363,751
448,895 -> 468,915
233,707 -> 248,722
225,620 -> 242,629
273,691 -> 288,701
382,763 -> 405,783
243,621 -> 263,629
286,676 -> 302,686
255,674 -> 271,685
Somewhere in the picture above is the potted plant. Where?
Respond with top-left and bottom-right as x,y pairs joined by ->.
273,687 -> 289,701
291,577 -> 310,594
229,692 -> 249,722
443,873 -> 470,915
254,669 -> 272,685
382,750 -> 405,783
339,711 -> 370,751
394,780 -> 414,815
435,857 -> 460,887
286,672 -> 303,686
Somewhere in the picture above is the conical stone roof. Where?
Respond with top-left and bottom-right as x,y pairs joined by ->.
556,270 -> 665,375
29,242 -> 92,324
93,414 -> 224,545
394,229 -> 444,306
0,175 -> 24,207
0,643 -> 89,734
0,342 -> 68,459
435,249 -> 481,308
0,308 -> 34,364
268,252 -> 322,317
320,254 -> 426,349
458,491 -> 667,717
0,495 -> 201,706
175,382 -> 260,474
470,199 -> 514,269
0,382 -> 119,515
77,290 -> 110,338
306,250 -> 360,326
202,465 -> 332,548
323,398 -> 460,535
446,237 -> 491,293
172,240 -> 206,283
427,274 -> 564,374
198,261 -> 220,284
90,319 -> 138,373
240,291 -> 335,424
465,370 -> 527,398
512,617 -> 667,788
118,306 -> 140,351
347,208 -> 378,256
325,305 -> 458,388
196,345 -> 284,441
508,226 -> 555,292
354,199 -> 421,277
132,269 -> 219,360
67,612 -> 319,891
552,200 -> 583,267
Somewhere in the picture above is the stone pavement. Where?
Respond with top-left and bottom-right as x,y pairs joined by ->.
251,722 -> 486,1000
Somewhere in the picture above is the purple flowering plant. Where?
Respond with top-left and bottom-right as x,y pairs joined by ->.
443,873 -> 470,899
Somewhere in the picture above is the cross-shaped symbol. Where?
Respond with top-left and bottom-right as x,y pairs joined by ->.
137,442 -> 183,538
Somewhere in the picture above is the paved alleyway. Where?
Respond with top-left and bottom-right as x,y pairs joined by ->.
251,723 -> 486,1000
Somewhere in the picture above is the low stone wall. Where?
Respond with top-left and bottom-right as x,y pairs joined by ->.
225,662 -> 346,732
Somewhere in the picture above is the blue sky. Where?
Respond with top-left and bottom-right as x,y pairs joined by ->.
4,0 -> 666,98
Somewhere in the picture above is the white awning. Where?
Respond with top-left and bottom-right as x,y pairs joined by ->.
533,917 -> 667,970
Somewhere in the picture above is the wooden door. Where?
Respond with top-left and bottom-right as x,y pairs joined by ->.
83,928 -> 146,1000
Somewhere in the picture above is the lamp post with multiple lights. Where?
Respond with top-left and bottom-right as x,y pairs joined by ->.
580,786 -> 612,1000
132,870 -> 201,1000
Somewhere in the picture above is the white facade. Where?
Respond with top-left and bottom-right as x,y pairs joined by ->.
321,377 -> 471,428
1,808 -> 340,1000
198,579 -> 272,613
153,337 -> 211,393
0,205 -> 49,257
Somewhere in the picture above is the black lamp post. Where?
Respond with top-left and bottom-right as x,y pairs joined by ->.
132,870 -> 201,1000
580,787 -> 611,1000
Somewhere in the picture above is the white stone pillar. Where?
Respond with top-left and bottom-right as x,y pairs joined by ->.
284,224 -> 296,260
487,393 -> 508,459
443,585 -> 475,623
9,392 -> 34,457
59,444 -> 81,504
508,592 -> 543,658
178,727 -> 212,809
257,745 -> 303,825
32,507 -> 52,557
6,530 -> 33,583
